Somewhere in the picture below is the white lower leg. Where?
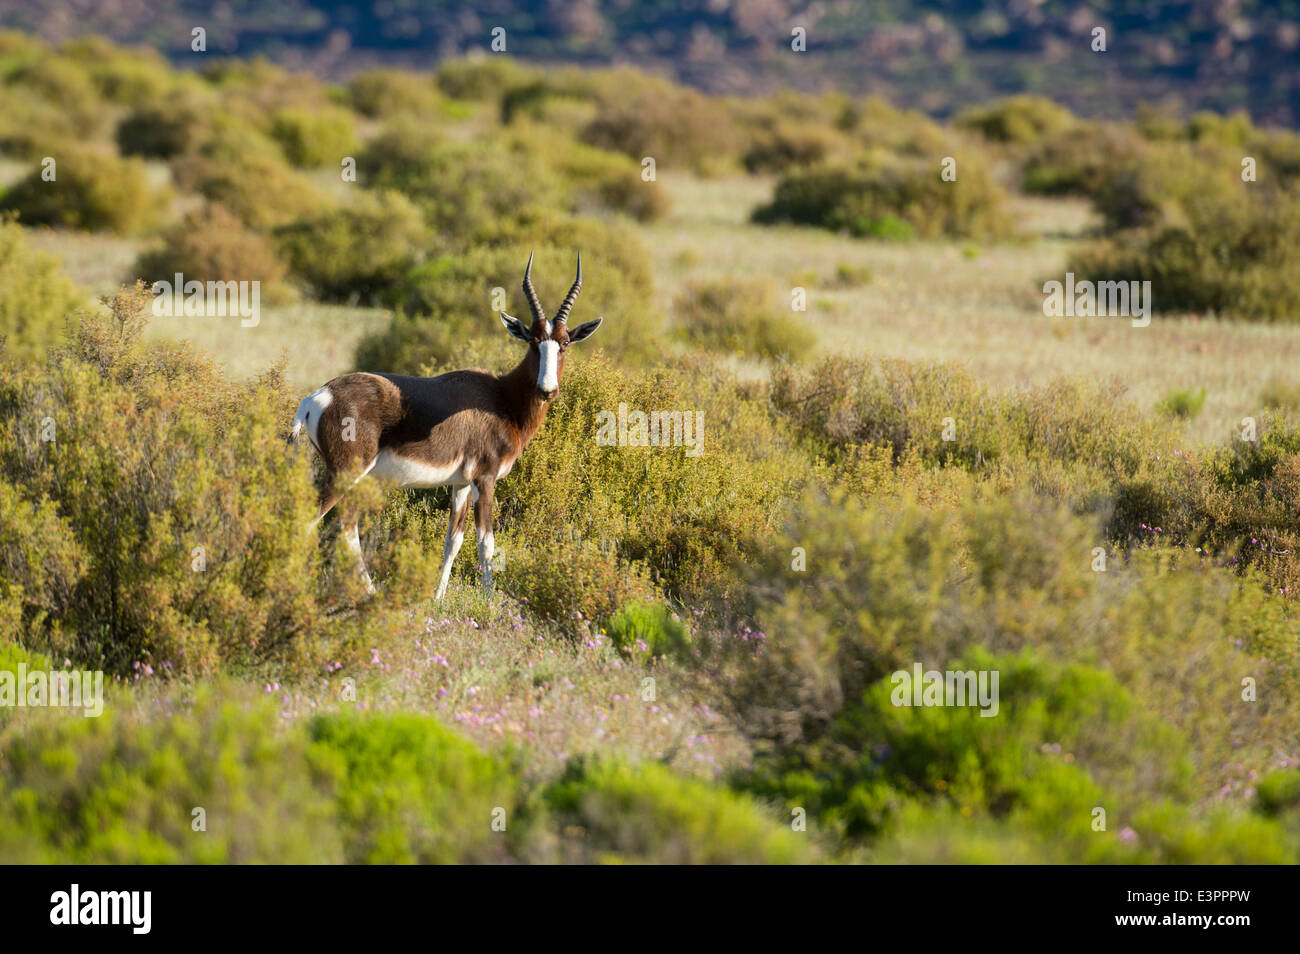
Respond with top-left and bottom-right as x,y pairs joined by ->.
434,485 -> 471,599
478,531 -> 495,592
344,523 -> 375,595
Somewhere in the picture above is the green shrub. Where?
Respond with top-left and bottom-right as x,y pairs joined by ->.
754,154 -> 1014,241
673,277 -> 812,361
739,647 -> 1191,851
179,151 -> 335,231
957,95 -> 1078,146
5,57 -> 110,139
0,691 -> 341,863
0,286 -> 328,675
275,190 -> 429,303
699,485 -> 1300,859
57,36 -> 180,107
308,712 -> 520,863
605,601 -> 690,661
269,106 -> 359,168
347,69 -> 442,119
361,128 -> 564,244
742,118 -> 850,174
1156,386 -> 1207,419
1127,415 -> 1300,602
1256,769 -> 1300,817
1068,182 -> 1300,320
770,355 -> 1154,481
489,354 -> 803,604
498,532 -> 658,626
0,86 -> 81,159
540,758 -> 813,863
0,216 -> 83,362
513,128 -> 669,221
435,57 -> 538,102
0,148 -> 168,234
133,203 -> 295,304
116,92 -> 215,159
1022,123 -> 1147,196
579,69 -> 742,176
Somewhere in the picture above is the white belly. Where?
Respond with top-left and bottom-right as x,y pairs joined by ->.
370,449 -> 466,488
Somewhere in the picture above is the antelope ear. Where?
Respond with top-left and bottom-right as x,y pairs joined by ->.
568,317 -> 602,343
500,312 -> 530,342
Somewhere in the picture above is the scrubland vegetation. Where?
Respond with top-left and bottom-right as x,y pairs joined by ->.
2,32 -> 1300,864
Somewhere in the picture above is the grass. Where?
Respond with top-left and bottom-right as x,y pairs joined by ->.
644,174 -> 1300,445
20,171 -> 1300,444
277,584 -> 746,783
139,302 -> 393,388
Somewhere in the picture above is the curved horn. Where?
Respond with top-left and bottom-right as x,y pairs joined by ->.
522,251 -> 546,325
554,252 -> 582,326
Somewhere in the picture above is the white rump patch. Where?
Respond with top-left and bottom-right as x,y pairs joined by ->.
292,387 -> 333,454
370,449 -> 465,488
538,340 -> 560,393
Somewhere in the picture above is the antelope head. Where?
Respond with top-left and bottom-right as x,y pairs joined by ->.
499,252 -> 602,401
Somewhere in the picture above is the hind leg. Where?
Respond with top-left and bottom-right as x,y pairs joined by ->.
434,484 -> 472,599
474,476 -> 496,593
343,519 -> 375,595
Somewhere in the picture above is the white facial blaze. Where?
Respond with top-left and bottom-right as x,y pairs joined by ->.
538,340 -> 560,393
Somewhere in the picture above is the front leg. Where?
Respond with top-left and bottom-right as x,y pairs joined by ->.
474,476 -> 496,593
435,484 -> 472,599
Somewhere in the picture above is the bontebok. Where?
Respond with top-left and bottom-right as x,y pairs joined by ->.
291,254 -> 602,597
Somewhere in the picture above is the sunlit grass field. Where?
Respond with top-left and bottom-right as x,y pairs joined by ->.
33,169 -> 1298,448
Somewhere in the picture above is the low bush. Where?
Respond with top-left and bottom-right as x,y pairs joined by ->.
1022,123 -> 1147,197
754,154 -> 1014,241
0,285 -> 469,678
1068,184 -> 1300,321
361,129 -> 564,245
579,69 -> 743,176
347,69 -> 443,118
703,487 -> 1300,858
0,691 -> 340,863
673,277 -> 812,361
116,92 -> 216,159
179,151 -> 335,231
770,355 -> 1155,482
604,600 -> 690,661
274,190 -> 429,303
269,105 -> 359,168
956,95 -> 1078,147
5,56 -> 111,139
1156,386 -> 1207,420
133,203 -> 295,304
741,117 -> 851,174
0,148 -> 168,234
434,57 -> 538,102
0,216 -> 83,362
308,712 -> 520,863
539,758 -> 814,863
